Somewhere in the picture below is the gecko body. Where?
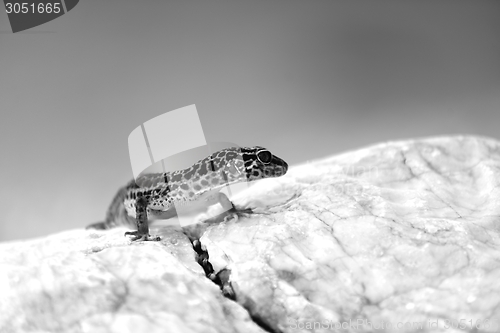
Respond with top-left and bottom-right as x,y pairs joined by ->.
88,146 -> 288,240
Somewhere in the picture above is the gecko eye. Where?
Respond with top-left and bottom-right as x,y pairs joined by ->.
257,150 -> 272,164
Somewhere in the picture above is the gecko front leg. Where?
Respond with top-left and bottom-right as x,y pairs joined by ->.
124,195 -> 161,241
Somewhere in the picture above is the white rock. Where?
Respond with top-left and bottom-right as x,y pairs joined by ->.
1,135 -> 499,333
203,135 -> 500,333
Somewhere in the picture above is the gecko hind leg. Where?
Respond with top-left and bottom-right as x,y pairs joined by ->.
124,195 -> 161,242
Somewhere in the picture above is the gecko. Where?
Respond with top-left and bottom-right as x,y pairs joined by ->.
87,146 -> 288,241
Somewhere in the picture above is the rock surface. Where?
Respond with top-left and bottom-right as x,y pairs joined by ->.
1,136 -> 500,333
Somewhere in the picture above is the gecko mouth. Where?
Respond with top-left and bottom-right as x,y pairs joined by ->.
282,160 -> 288,173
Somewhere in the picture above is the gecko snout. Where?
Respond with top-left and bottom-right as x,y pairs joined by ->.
272,156 -> 288,177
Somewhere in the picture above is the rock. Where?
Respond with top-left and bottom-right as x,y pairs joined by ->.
1,135 -> 499,333
0,228 -> 266,333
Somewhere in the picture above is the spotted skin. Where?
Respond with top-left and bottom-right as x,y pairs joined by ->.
87,146 -> 288,240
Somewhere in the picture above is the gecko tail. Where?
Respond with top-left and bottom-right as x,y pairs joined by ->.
86,211 -> 136,230
86,221 -> 109,230
87,179 -> 138,230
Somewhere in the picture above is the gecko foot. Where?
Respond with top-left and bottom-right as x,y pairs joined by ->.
124,230 -> 161,242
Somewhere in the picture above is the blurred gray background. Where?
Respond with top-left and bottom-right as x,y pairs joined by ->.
0,0 -> 499,241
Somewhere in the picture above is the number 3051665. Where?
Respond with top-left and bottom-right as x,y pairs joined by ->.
5,3 -> 61,14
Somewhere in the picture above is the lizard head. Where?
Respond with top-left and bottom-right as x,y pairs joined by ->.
221,146 -> 288,183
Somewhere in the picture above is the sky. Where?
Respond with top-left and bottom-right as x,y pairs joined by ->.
0,0 -> 499,241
